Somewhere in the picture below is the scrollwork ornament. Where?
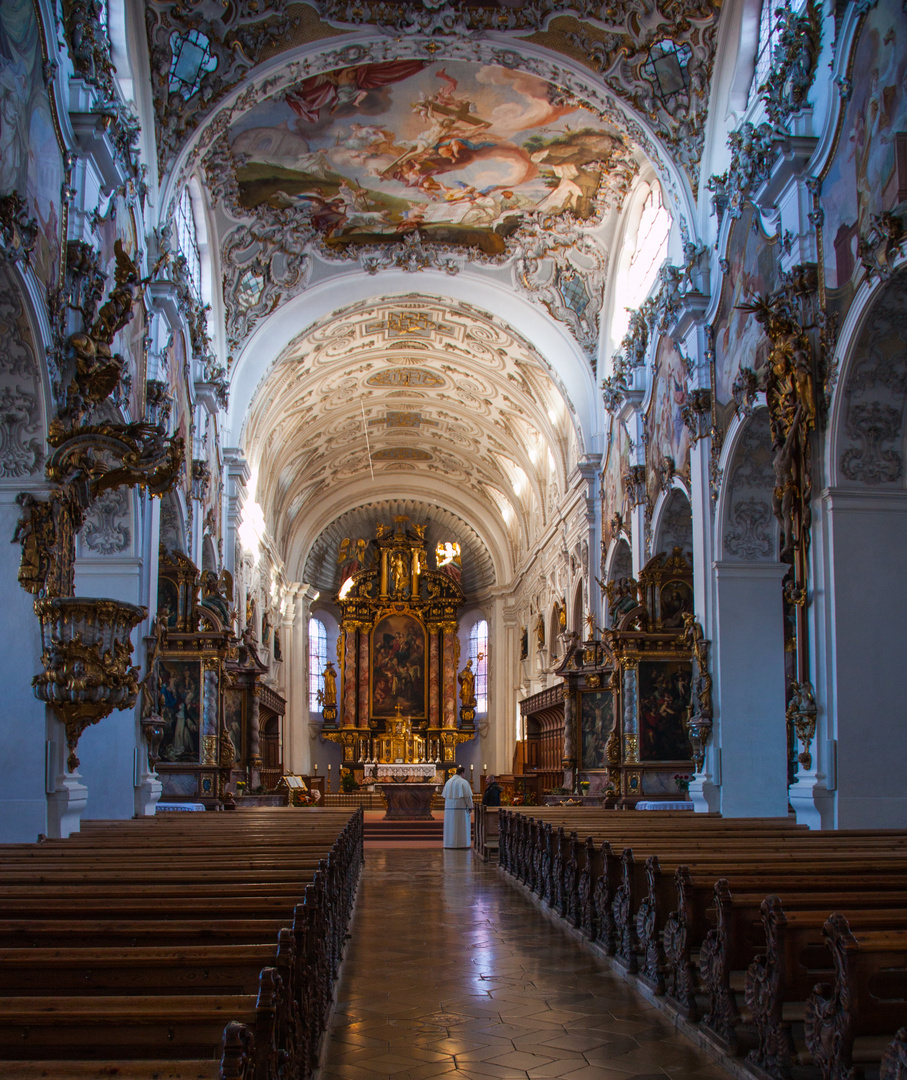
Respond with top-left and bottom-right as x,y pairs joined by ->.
857,212 -> 907,284
759,0 -> 822,129
361,231 -> 461,277
840,402 -> 902,485
0,194 -> 38,265
681,612 -> 712,772
786,679 -> 817,769
708,123 -> 778,223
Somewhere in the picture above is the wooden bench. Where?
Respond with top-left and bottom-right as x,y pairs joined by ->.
803,916 -> 907,1080
498,808 -> 907,1080
0,808 -> 363,1080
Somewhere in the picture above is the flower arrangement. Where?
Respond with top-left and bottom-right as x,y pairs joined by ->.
673,773 -> 691,792
340,769 -> 358,793
235,781 -> 247,796
579,780 -> 590,794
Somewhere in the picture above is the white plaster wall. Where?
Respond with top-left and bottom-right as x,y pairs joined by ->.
825,490 -> 907,828
714,561 -> 790,818
0,496 -> 49,841
74,557 -> 144,821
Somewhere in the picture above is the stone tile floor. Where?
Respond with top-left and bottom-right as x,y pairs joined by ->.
319,849 -> 729,1080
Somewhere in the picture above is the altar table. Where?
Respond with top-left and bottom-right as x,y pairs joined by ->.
377,782 -> 439,821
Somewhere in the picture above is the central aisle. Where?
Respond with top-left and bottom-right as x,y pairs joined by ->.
319,849 -> 728,1080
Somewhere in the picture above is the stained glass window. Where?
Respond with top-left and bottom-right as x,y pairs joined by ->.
309,617 -> 327,711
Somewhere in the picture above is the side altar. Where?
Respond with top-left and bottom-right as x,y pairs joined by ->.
320,517 -> 476,804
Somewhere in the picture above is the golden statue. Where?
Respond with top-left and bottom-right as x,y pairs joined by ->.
458,658 -> 477,706
390,550 -> 408,595
318,661 -> 337,707
535,612 -> 545,648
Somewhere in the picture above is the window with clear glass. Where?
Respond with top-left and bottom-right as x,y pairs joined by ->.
468,619 -> 488,714
168,29 -> 217,100
610,185 -> 672,348
175,187 -> 202,301
309,617 -> 327,711
752,0 -> 806,98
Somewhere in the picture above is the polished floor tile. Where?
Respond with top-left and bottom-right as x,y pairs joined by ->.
318,850 -> 727,1080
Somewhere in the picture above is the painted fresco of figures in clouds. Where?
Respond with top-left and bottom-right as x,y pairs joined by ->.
601,416 -> 632,552
228,61 -> 627,254
0,0 -> 64,285
645,336 -> 691,509
823,0 -> 907,295
712,207 -> 778,433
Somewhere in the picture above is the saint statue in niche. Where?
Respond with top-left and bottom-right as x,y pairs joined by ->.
390,550 -> 408,595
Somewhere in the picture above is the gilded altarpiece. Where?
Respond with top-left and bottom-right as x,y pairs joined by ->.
150,551 -> 273,805
325,517 -> 472,769
557,550 -> 701,804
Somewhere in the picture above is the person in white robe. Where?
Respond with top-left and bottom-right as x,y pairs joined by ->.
442,766 -> 473,848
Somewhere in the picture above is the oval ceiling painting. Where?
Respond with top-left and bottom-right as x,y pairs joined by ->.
228,61 -> 628,254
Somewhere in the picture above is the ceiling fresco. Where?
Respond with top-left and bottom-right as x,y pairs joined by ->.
228,61 -> 627,253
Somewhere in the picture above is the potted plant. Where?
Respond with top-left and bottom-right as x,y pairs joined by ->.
340,769 -> 358,794
673,773 -> 691,793
579,779 -> 591,795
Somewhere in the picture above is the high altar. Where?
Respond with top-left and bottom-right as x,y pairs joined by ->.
320,517 -> 475,779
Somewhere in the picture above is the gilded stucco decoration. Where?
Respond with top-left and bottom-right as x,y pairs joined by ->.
12,245 -> 184,772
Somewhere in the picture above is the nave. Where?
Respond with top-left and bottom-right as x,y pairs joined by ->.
320,849 -> 725,1080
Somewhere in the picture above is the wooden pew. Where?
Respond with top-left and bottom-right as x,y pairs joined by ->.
0,808 -> 363,1080
803,916 -> 907,1080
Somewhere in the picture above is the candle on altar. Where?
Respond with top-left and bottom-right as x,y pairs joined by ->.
470,764 -> 474,789
483,763 -> 487,773
313,764 -> 318,774
327,764 -> 331,792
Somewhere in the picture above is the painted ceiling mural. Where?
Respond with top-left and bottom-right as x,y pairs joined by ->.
145,0 -> 724,367
229,61 -> 627,252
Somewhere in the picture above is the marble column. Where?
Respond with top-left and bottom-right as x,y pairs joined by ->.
202,661 -> 219,765
562,684 -> 576,788
249,685 -> 262,787
429,630 -> 440,727
442,628 -> 457,728
342,627 -> 357,726
358,630 -> 369,729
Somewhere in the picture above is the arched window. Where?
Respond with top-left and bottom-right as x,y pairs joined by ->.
609,184 -> 672,349
751,0 -> 806,98
308,617 -> 327,711
175,187 -> 202,301
468,619 -> 488,713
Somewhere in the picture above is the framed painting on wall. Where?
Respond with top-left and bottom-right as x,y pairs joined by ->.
223,687 -> 244,762
158,658 -> 202,763
371,613 -> 427,718
638,660 -> 692,762
580,690 -> 615,770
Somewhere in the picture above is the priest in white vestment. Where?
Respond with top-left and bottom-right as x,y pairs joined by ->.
442,766 -> 473,848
